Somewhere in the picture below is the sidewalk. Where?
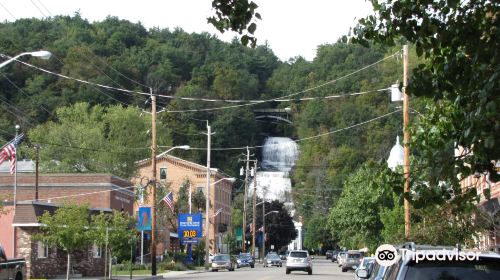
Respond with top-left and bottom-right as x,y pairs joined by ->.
113,269 -> 205,279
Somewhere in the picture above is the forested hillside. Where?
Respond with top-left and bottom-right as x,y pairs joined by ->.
1,16 -> 418,247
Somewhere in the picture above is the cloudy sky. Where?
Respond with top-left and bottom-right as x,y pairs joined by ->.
0,0 -> 373,61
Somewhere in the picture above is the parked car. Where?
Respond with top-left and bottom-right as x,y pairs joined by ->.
264,252 -> 282,267
0,244 -> 26,280
341,250 -> 363,272
337,251 -> 347,267
356,243 -> 500,280
211,254 -> 235,272
331,250 -> 340,262
279,250 -> 289,260
355,257 -> 375,280
286,250 -> 313,275
236,253 -> 254,268
325,250 -> 334,259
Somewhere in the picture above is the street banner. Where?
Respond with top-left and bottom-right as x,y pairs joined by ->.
178,213 -> 203,244
136,207 -> 152,231
235,227 -> 242,241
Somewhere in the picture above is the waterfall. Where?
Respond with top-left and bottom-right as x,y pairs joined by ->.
261,137 -> 299,172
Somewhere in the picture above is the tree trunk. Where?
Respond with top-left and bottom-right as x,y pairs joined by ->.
108,250 -> 112,279
66,252 -> 71,280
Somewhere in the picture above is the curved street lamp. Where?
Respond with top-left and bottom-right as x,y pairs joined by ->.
0,50 -> 52,69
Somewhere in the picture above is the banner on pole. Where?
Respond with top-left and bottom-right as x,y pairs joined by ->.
235,227 -> 242,241
136,207 -> 152,231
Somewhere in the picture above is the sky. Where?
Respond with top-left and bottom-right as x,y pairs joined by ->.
0,0 -> 374,61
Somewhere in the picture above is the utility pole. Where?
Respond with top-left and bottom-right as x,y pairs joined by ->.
403,44 -> 411,240
251,159 -> 257,259
35,144 -> 40,201
150,88 -> 158,276
242,147 -> 250,252
204,122 -> 214,269
261,189 -> 265,262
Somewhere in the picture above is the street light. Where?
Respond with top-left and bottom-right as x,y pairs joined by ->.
205,176 -> 235,266
262,209 -> 279,261
0,50 -> 52,69
150,145 -> 190,275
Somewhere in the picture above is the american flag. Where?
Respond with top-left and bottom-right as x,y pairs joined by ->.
0,134 -> 24,175
162,191 -> 174,212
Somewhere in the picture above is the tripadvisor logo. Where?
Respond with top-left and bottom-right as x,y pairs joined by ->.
375,244 -> 481,266
375,244 -> 400,266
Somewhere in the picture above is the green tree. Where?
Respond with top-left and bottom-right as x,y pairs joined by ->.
28,102 -> 153,178
328,163 -> 393,251
208,0 -> 261,47
90,211 -> 134,277
303,214 -> 335,251
353,0 -> 500,182
254,200 -> 297,252
35,204 -> 92,280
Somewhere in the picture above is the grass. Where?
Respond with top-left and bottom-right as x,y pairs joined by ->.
111,269 -> 165,276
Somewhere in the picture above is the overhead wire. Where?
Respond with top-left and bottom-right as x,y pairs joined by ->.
159,109 -> 402,152
10,51 -> 401,111
0,2 -> 17,20
29,0 -> 150,100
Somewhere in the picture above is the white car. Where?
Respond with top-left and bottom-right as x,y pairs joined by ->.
286,250 -> 313,275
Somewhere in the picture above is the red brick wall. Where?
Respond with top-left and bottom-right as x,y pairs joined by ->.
0,174 -> 133,214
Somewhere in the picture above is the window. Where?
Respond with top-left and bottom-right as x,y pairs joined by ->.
160,168 -> 167,180
197,186 -> 205,194
92,244 -> 102,258
37,241 -> 49,258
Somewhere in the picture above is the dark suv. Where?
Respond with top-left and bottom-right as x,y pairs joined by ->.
325,250 -> 334,260
356,243 -> 500,280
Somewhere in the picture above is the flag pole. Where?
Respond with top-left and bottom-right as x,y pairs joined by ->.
13,125 -> 19,258
13,125 -> 19,207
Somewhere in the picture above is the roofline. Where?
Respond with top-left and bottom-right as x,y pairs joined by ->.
136,154 -> 232,178
13,223 -> 43,227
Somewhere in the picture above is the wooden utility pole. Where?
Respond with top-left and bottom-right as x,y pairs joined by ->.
242,147 -> 250,252
150,88 -> 158,275
403,44 -> 411,240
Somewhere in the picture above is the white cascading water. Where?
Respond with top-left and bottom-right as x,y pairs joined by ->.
261,137 -> 299,172
250,137 -> 299,213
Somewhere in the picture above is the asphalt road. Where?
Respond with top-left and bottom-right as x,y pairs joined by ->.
173,259 -> 355,280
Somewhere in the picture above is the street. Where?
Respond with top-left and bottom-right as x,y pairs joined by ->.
174,259 -> 354,280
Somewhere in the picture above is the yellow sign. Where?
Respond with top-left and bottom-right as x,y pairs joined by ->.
183,230 -> 197,238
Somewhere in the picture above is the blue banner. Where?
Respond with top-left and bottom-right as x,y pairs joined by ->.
178,213 -> 203,244
137,207 -> 152,231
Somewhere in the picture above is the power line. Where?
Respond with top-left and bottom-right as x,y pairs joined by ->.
160,109 -> 402,151
0,2 -> 17,20
11,51 -> 400,109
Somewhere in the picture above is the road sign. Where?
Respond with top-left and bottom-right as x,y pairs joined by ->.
178,213 -> 203,244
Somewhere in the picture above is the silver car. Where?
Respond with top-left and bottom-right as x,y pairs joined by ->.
211,254 -> 235,272
286,250 -> 313,275
355,257 -> 375,279
264,253 -> 282,267
341,250 -> 362,272
337,252 -> 347,267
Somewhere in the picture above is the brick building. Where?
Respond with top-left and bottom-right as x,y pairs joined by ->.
0,167 -> 134,278
456,148 -> 500,252
134,153 -> 233,256
11,202 -> 107,279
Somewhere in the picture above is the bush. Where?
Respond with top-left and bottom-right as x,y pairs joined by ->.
159,260 -> 187,271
